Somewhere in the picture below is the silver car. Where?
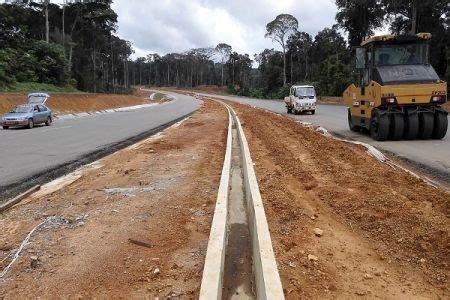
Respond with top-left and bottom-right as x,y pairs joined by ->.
1,93 -> 52,129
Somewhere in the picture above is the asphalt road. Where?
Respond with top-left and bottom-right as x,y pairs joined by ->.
197,93 -> 450,181
0,93 -> 201,188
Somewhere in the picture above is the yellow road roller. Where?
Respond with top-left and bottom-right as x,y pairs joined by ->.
343,33 -> 448,141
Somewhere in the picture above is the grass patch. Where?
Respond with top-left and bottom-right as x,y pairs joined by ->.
0,82 -> 81,93
152,93 -> 167,101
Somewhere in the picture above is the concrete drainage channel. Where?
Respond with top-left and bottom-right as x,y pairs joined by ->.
200,100 -> 284,300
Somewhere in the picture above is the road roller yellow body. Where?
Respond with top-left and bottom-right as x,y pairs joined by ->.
343,33 -> 448,140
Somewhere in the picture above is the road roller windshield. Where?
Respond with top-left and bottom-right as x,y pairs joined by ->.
374,43 -> 429,66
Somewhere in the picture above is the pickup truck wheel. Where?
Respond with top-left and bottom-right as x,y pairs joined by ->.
2,126 -> 8,130
45,117 -> 52,126
27,119 -> 34,129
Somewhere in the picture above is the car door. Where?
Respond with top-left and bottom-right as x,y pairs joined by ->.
290,87 -> 295,104
32,105 -> 42,123
34,105 -> 45,123
38,105 -> 49,123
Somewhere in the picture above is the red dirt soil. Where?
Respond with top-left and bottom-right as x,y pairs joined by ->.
225,100 -> 449,299
191,85 -> 227,94
0,92 -> 154,115
317,96 -> 343,105
0,100 -> 228,298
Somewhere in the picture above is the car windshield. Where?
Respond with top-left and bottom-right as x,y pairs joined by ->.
12,105 -> 32,113
296,87 -> 315,97
374,43 -> 429,66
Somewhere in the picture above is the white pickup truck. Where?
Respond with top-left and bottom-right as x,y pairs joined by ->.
284,85 -> 317,115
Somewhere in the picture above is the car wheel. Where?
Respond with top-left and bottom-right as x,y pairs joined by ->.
28,119 -> 34,129
45,117 -> 52,126
311,110 -> 316,115
2,126 -> 8,130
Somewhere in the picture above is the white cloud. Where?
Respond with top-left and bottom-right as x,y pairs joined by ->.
112,0 -> 338,59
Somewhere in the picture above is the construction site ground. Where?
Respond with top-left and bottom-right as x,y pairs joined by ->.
223,100 -> 449,299
0,100 -> 228,298
0,96 -> 448,299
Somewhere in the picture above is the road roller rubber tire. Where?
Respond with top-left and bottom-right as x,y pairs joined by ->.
389,113 -> 404,140
348,108 -> 359,132
418,112 -> 434,139
432,110 -> 448,139
370,109 -> 390,141
403,108 -> 419,140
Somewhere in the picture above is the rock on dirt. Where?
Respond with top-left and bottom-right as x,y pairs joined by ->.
313,228 -> 323,237
30,256 -> 39,268
307,254 -> 318,262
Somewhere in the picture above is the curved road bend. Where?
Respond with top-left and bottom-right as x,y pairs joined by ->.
195,92 -> 450,183
0,92 -> 201,189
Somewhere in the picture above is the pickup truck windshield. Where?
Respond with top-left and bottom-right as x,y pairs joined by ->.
374,43 -> 428,66
295,87 -> 315,97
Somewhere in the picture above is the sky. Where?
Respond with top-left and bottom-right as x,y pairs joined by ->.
111,0 -> 338,59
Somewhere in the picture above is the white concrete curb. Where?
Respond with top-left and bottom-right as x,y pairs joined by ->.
231,107 -> 285,300
54,103 -> 158,120
200,100 -> 284,299
199,105 -> 233,300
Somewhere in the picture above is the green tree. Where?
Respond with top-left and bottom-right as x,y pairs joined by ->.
382,0 -> 448,77
265,14 -> 299,86
287,31 -> 313,82
335,0 -> 385,46
215,43 -> 232,86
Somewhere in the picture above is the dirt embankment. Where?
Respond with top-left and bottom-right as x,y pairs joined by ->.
318,96 -> 344,105
0,91 -> 158,115
190,85 -> 228,94
226,100 -> 449,299
0,100 -> 228,298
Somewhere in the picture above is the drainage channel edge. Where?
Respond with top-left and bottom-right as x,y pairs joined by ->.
199,99 -> 284,300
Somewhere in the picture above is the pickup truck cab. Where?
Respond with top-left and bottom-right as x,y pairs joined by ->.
284,85 -> 317,115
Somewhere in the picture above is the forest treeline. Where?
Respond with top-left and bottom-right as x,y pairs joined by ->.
0,1 -> 449,97
0,0 -> 132,93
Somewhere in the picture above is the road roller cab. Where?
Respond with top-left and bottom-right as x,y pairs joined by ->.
343,33 -> 448,141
